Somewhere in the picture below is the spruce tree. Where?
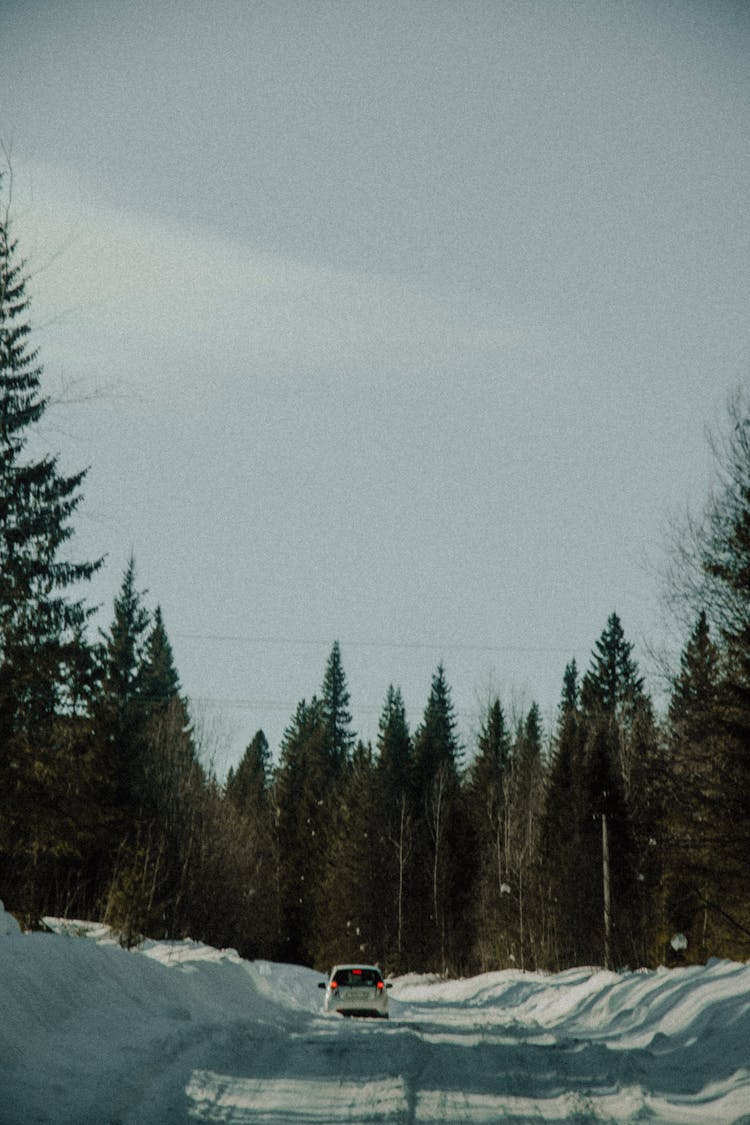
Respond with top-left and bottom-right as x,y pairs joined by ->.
664,611 -> 731,959
696,411 -> 750,950
224,730 -> 278,958
0,177 -> 101,910
580,613 -> 644,721
583,722 -> 637,967
577,616 -> 655,964
321,640 -> 355,766
559,659 -> 579,718
97,557 -> 151,822
504,703 -> 546,969
541,706 -> 589,968
140,606 -> 182,711
96,569 -> 202,940
411,665 -> 466,971
580,613 -> 646,796
412,663 -> 462,790
468,696 -> 513,971
375,685 -> 413,968
314,740 -> 379,967
226,730 -> 271,816
102,557 -> 149,705
274,696 -> 330,965
377,684 -> 412,788
469,696 -> 511,811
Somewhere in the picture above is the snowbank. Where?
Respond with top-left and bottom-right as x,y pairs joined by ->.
1,914 -> 749,1123
0,899 -> 20,936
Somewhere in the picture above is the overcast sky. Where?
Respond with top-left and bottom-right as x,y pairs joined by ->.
2,0 -> 749,771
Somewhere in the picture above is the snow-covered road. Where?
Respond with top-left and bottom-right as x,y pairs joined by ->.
2,905 -> 749,1123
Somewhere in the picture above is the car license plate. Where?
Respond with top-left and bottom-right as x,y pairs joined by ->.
343,988 -> 371,1001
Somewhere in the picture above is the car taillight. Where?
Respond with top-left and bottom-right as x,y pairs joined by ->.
376,981 -> 384,990
330,981 -> 338,989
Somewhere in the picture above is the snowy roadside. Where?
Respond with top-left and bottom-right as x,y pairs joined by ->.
2,901 -> 749,1123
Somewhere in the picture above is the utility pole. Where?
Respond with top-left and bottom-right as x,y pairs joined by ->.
602,811 -> 612,970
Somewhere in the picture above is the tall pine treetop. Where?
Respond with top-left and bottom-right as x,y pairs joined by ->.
0,172 -> 101,717
376,683 -> 412,793
669,609 -> 720,732
580,612 -> 644,720
140,606 -> 182,709
103,556 -> 150,707
471,697 -> 511,786
0,176 -> 100,636
226,729 -> 271,814
559,659 -> 579,721
321,640 -> 355,765
0,171 -> 102,888
413,663 -> 462,787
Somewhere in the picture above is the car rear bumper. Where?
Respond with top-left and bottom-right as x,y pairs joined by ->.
333,1006 -> 388,1018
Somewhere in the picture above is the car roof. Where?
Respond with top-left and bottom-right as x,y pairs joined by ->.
330,963 -> 382,974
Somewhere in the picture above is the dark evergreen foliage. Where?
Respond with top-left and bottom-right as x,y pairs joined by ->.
226,729 -> 271,816
470,697 -> 511,806
374,685 -> 414,969
410,665 -> 468,971
274,696 -> 331,965
581,612 -> 644,721
140,607 -> 182,711
314,740 -> 380,967
468,697 -> 513,970
412,663 -> 462,789
0,179 -> 102,913
321,640 -> 355,766
542,707 -> 589,968
97,557 -> 151,824
583,721 -> 638,967
2,175 -> 748,971
559,659 -> 579,718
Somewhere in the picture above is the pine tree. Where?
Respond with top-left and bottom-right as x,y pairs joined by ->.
677,389 -> 750,955
468,696 -> 513,971
97,557 -> 151,823
140,606 -> 182,712
224,730 -> 279,958
226,730 -> 271,816
559,659 -> 579,718
96,578 -> 206,942
469,696 -> 511,813
0,176 -> 102,911
541,706 -> 590,968
504,703 -> 546,969
412,663 -> 461,791
581,613 -> 644,721
411,665 -> 466,971
577,616 -> 655,964
314,740 -> 379,967
583,722 -> 637,967
581,613 -> 646,796
374,685 -> 413,969
321,640 -> 355,766
377,684 -> 412,789
103,557 -> 150,706
664,611 -> 732,959
274,696 -> 330,965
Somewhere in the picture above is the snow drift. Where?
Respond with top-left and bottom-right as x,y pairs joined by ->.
1,900 -> 749,1123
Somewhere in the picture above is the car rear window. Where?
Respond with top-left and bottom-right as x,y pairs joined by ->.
333,968 -> 381,987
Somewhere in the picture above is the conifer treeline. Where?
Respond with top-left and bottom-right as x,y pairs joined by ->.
1,177 -> 749,972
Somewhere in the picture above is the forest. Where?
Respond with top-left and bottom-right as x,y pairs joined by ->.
1,176 -> 749,976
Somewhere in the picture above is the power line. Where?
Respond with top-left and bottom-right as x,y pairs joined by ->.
175,632 -> 587,657
191,697 -> 393,716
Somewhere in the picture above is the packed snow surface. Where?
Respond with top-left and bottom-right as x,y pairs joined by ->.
2,902 -> 749,1123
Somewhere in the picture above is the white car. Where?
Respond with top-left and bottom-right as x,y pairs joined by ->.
318,963 -> 391,1018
